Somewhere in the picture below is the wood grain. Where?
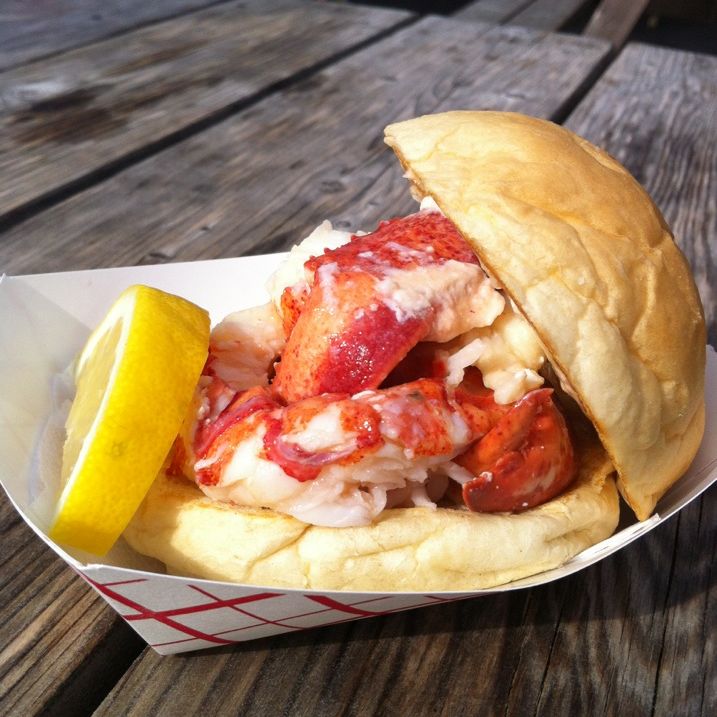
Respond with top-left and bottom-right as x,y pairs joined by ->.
565,43 -> 717,345
0,0 -> 228,71
0,0 -> 410,221
0,494 -> 143,716
0,20 -> 609,277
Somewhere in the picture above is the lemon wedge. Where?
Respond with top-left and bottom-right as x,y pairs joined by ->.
49,285 -> 210,555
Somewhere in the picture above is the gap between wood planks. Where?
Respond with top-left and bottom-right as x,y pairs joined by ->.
0,15 -> 619,241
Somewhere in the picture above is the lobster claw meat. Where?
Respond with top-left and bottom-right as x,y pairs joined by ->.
272,211 -> 503,403
275,271 -> 428,402
456,388 -> 576,512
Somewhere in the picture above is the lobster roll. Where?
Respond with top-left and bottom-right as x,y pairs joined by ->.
124,112 -> 705,591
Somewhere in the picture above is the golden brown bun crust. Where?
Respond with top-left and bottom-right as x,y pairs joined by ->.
124,432 -> 618,591
385,111 -> 706,520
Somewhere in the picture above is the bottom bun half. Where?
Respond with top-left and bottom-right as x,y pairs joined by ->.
123,433 -> 619,592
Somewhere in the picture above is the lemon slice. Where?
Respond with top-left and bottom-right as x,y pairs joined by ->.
49,285 -> 210,555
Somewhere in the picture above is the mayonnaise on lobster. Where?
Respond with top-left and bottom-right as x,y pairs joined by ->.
172,204 -> 576,527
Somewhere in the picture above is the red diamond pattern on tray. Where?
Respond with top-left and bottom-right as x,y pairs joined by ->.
80,572 -> 471,654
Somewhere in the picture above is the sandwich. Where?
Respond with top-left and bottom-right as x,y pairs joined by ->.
122,111 -> 706,591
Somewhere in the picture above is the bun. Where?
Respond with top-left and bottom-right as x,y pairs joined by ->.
124,429 -> 618,590
385,111 -> 705,520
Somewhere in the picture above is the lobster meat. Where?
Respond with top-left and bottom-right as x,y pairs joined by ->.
178,210 -> 577,526
272,211 -> 505,402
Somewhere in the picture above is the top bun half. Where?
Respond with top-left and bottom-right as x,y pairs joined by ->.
385,111 -> 705,520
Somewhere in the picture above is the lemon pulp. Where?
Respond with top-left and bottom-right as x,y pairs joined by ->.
50,285 -> 210,555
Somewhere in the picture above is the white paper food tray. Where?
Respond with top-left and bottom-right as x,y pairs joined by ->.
1,256 -> 715,655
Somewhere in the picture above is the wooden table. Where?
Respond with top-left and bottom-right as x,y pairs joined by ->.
1,2 -> 715,714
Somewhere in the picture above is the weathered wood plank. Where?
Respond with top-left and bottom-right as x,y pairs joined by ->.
583,0 -> 650,49
510,0 -> 593,31
0,0 -> 228,71
0,21 -> 609,278
513,494 -> 716,716
0,0 -> 410,222
454,0 -> 591,30
651,493 -> 717,716
565,44 -> 717,345
0,494 -> 143,716
452,0 -> 532,24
